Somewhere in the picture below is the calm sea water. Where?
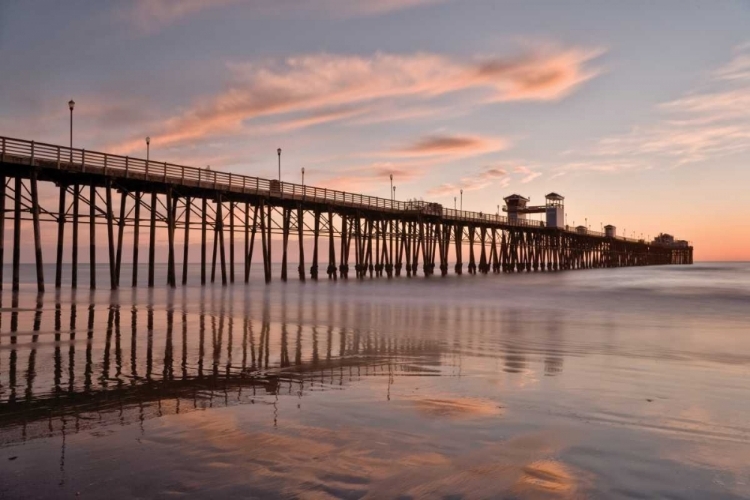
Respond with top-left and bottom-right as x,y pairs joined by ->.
1,263 -> 749,499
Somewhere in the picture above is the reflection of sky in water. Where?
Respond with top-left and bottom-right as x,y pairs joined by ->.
1,263 -> 750,498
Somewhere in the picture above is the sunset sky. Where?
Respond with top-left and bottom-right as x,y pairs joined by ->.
1,1 -> 749,261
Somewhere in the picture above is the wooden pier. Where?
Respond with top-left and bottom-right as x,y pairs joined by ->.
0,136 -> 693,292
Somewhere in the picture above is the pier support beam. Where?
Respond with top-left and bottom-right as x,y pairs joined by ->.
131,192 -> 140,287
115,191 -> 126,287
245,203 -> 258,283
311,210 -> 320,280
182,197 -> 191,285
11,177 -> 20,292
229,201 -> 235,283
55,184 -> 66,288
89,184 -> 96,289
0,176 -> 5,290
201,197 -> 207,285
72,185 -> 80,288
297,206 -> 306,282
148,192 -> 156,288
327,210 -> 337,280
105,181 -> 116,289
31,171 -> 44,293
281,207 -> 290,282
166,188 -> 176,288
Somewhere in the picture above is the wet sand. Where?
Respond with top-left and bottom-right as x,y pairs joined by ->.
1,263 -> 749,498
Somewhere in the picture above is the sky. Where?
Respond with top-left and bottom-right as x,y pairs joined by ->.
1,0 -> 749,261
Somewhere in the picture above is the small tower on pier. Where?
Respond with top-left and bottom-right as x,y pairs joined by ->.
545,192 -> 564,228
604,224 -> 616,238
503,194 -> 530,223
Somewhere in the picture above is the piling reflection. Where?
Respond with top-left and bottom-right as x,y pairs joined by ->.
0,290 -> 567,451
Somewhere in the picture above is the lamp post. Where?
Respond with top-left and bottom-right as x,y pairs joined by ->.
460,189 -> 463,211
277,148 -> 281,181
146,136 -> 150,162
390,174 -> 393,201
301,167 -> 305,186
68,99 -> 75,161
497,204 -> 500,216
393,186 -> 396,200
454,197 -> 456,210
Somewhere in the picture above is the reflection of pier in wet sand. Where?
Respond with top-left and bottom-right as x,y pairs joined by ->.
0,293 -> 451,446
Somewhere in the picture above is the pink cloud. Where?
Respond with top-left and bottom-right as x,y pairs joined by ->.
513,165 -> 542,183
108,47 -> 603,154
395,134 -> 509,158
321,160 -> 426,192
428,165 -> 510,196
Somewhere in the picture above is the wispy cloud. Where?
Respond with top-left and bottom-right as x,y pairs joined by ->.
575,42 -> 750,167
513,165 -> 542,183
428,166 -> 509,196
109,47 -> 603,155
129,0 -> 448,31
395,134 -> 509,158
319,159 -> 426,192
319,132 -> 507,192
714,42 -> 750,81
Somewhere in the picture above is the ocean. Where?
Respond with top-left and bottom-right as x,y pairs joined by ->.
1,262 -> 749,498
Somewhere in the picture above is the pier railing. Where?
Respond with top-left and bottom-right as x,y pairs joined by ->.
0,135 -> 669,246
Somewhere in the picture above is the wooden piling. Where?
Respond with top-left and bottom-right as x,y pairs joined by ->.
217,197 -> 227,285
0,176 -> 5,289
12,176 -> 21,292
468,226 -> 476,275
211,204 -> 219,283
182,197 -> 191,285
148,191 -> 156,288
297,206 -> 305,282
229,201 -> 235,283
281,207 -> 290,282
259,200 -> 271,283
131,192 -> 140,287
201,197 -> 207,285
267,204 -> 272,282
327,210 -> 336,280
115,191 -> 126,287
31,171 -> 44,293
89,183 -> 96,289
165,189 -> 176,287
72,185 -> 80,288
105,181 -> 116,289
55,184 -> 66,288
311,210 -> 320,280
366,218 -> 374,278
245,202 -> 258,283
454,224 -> 462,275
244,202 -> 249,282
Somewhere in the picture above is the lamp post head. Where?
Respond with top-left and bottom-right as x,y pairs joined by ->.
277,148 -> 282,156
68,100 -> 75,111
390,174 -> 393,181
146,136 -> 150,145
